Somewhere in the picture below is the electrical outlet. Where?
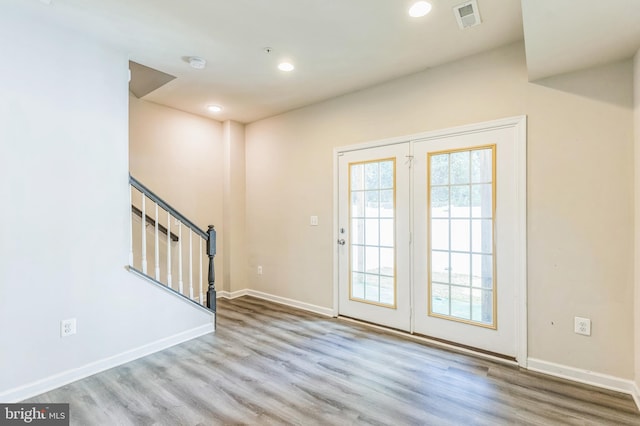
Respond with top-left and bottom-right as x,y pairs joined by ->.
310,216 -> 319,226
257,266 -> 263,275
574,317 -> 591,336
60,318 -> 77,337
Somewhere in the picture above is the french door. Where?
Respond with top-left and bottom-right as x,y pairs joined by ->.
337,118 -> 526,359
337,143 -> 411,330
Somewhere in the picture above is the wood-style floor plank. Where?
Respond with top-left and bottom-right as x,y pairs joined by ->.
26,296 -> 640,425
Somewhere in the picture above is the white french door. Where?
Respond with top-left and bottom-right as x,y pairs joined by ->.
336,117 -> 526,360
337,143 -> 411,330
412,126 -> 520,357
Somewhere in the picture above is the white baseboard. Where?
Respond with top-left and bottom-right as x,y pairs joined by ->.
0,323 -> 214,403
246,290 -> 334,317
217,289 -> 249,299
219,288 -> 334,317
528,358 -> 640,410
633,382 -> 640,411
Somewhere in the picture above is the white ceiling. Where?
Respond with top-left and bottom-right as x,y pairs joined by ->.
522,0 -> 640,81
16,1 -> 640,123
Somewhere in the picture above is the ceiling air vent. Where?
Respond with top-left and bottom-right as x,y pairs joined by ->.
453,0 -> 481,29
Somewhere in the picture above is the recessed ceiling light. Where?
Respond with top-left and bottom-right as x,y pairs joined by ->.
278,62 -> 295,72
207,105 -> 222,113
188,56 -> 207,70
409,1 -> 432,17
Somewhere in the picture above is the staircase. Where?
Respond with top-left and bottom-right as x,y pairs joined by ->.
128,175 -> 217,319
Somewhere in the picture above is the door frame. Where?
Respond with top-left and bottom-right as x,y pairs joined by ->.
333,115 -> 527,367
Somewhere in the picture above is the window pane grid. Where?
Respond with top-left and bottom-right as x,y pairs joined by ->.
428,146 -> 495,327
349,158 -> 396,307
432,248 -> 492,256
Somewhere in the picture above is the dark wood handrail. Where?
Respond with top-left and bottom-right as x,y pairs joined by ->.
131,205 -> 179,242
129,175 -> 208,240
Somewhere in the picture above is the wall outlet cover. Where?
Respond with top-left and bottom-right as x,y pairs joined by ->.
61,318 -> 77,337
574,316 -> 591,336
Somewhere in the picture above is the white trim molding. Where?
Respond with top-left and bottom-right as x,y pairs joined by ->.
246,290 -> 335,317
334,115 -> 528,154
514,116 -> 528,368
217,289 -> 249,299
0,324 -> 214,403
221,288 -> 334,317
528,358 -> 640,410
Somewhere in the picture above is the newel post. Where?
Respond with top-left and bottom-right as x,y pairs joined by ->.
206,225 -> 217,315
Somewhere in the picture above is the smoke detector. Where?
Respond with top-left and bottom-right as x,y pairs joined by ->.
188,56 -> 207,70
453,0 -> 481,29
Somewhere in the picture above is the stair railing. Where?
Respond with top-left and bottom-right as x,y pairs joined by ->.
128,175 -> 216,316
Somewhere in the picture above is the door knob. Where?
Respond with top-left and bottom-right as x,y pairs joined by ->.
337,239 -> 346,245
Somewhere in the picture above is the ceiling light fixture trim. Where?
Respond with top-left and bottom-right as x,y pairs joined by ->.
278,62 -> 295,72
409,1 -> 432,18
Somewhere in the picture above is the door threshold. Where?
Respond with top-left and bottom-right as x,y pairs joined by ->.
337,315 -> 518,367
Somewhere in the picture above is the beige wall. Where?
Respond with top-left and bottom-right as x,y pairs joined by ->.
527,60 -> 634,378
223,121 -> 248,293
245,42 -> 635,379
129,95 -> 225,290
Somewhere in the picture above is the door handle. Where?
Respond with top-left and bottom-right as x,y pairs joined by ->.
337,239 -> 346,246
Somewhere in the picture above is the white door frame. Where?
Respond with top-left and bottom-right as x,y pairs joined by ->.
333,115 -> 527,367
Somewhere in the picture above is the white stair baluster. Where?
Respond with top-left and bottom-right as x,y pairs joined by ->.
154,203 -> 160,280
199,238 -> 203,305
178,221 -> 184,293
166,211 -> 172,288
141,194 -> 147,274
189,230 -> 193,300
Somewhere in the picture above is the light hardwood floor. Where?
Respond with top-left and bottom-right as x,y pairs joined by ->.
27,296 -> 640,425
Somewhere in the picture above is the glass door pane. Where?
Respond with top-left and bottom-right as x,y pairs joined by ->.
428,146 -> 496,327
350,158 -> 396,307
